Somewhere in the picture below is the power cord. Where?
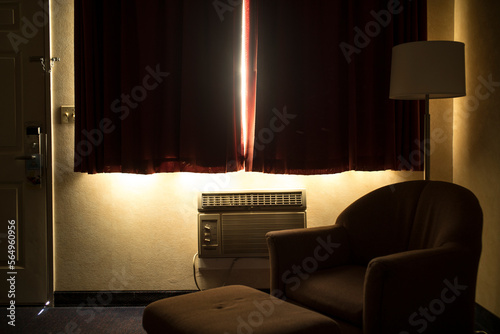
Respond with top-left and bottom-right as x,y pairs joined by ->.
193,253 -> 202,291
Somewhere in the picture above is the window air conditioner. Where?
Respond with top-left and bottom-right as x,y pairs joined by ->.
198,190 -> 306,258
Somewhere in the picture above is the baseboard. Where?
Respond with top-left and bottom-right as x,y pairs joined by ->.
475,303 -> 500,333
54,288 -> 271,307
54,290 -> 197,307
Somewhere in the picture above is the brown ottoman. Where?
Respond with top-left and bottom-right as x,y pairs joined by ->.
143,285 -> 340,334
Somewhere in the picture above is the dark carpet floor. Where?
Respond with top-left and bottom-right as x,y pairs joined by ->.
2,306 -> 146,334
2,305 -> 496,333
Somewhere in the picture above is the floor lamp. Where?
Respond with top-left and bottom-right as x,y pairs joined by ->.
389,41 -> 466,180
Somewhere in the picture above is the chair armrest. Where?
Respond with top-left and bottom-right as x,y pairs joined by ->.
364,244 -> 480,334
266,225 -> 351,298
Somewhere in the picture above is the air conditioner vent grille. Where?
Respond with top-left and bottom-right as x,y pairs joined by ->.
200,190 -> 305,211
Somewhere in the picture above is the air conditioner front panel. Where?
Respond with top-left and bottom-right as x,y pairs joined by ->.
199,212 -> 306,258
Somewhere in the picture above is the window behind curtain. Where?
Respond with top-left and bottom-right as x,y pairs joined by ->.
75,0 -> 427,175
74,0 -> 244,174
246,0 -> 427,175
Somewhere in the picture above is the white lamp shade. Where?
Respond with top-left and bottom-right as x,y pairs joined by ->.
389,41 -> 466,100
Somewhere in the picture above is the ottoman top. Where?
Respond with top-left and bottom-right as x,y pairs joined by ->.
143,285 -> 340,334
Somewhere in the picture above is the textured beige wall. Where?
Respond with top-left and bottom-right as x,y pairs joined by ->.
454,0 -> 500,318
50,1 -> 421,291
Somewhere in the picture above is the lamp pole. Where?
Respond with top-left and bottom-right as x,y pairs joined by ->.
424,94 -> 430,180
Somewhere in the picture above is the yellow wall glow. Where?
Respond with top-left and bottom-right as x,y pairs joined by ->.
427,0 -> 455,182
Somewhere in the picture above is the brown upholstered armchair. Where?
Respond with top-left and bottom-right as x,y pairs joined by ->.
266,181 -> 483,334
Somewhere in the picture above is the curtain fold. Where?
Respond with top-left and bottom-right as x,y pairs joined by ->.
75,0 -> 244,174
245,0 -> 258,170
247,0 -> 427,175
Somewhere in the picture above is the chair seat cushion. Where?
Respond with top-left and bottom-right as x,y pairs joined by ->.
143,285 -> 340,334
285,265 -> 366,326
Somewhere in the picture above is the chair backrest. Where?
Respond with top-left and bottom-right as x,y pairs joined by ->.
335,180 -> 482,265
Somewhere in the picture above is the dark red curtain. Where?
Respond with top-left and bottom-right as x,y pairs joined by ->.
247,0 -> 427,174
75,0 -> 244,174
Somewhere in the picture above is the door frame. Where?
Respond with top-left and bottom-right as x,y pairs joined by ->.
43,0 -> 54,305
